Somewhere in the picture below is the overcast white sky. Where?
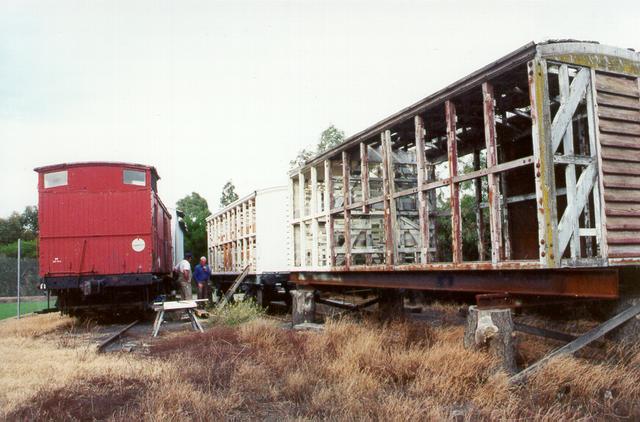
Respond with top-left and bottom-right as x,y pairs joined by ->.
1,0 -> 638,217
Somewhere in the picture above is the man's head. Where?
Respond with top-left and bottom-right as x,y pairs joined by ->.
185,252 -> 193,261
200,256 -> 207,265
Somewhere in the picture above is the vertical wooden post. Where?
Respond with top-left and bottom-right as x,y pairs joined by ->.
577,116 -> 593,257
559,64 -> 580,260
528,58 -> 559,267
361,142 -> 370,213
482,82 -> 504,264
414,115 -> 430,264
587,68 -> 606,258
298,172 -> 307,266
446,100 -> 462,264
427,164 -> 437,261
310,166 -> 319,267
342,151 -> 352,268
498,146 -> 513,260
381,130 -> 396,266
298,172 -> 306,218
473,150 -> 486,260
325,160 -> 335,267
288,177 -> 295,267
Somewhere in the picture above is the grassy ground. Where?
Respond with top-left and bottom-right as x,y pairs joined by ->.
1,303 -> 639,420
0,300 -> 48,320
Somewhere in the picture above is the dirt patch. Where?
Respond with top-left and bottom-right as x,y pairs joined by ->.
6,376 -> 146,421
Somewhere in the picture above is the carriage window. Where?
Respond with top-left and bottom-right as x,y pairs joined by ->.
44,170 -> 68,188
123,169 -> 146,186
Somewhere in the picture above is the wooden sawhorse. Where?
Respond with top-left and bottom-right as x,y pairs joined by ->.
151,300 -> 205,337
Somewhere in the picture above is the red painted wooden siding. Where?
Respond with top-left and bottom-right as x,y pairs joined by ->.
36,163 -> 173,278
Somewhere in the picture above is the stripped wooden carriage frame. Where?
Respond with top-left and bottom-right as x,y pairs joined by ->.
289,41 -> 640,298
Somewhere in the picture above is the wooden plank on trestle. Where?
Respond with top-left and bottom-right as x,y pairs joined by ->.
342,151 -> 352,268
559,65 -> 580,260
360,142 -> 370,213
510,301 -> 640,384
414,115 -> 430,264
446,100 -> 462,264
483,82 -> 503,264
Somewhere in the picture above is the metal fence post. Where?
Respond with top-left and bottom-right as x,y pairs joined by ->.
17,238 -> 21,319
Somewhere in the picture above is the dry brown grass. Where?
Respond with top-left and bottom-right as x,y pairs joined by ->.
0,312 -> 75,338
2,311 -> 640,420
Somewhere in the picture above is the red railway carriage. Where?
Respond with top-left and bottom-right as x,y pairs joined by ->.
35,162 -> 175,314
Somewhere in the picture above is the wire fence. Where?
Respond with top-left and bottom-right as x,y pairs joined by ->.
0,254 -> 43,297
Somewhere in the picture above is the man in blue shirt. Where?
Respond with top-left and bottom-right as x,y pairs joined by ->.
193,256 -> 212,307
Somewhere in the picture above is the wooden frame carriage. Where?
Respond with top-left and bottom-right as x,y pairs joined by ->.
289,41 -> 640,299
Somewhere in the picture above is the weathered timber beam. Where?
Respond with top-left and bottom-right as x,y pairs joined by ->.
483,81 -> 504,263
588,69 -> 607,258
528,58 -> 559,267
381,130 -> 395,266
342,151 -> 352,268
415,115 -> 430,264
360,142 -> 370,213
311,166 -> 319,267
324,160 -> 335,267
446,100 -> 463,264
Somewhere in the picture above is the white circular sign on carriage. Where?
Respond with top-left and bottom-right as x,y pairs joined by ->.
131,237 -> 146,252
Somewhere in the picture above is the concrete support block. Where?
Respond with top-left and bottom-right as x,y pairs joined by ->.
464,306 -> 516,374
291,288 -> 316,325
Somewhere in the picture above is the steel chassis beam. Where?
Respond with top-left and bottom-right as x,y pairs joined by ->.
291,268 -> 619,299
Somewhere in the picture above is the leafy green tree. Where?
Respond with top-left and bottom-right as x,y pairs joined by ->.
0,212 -> 24,244
219,181 -> 239,208
176,193 -> 211,260
290,125 -> 346,169
317,125 -> 345,154
289,148 -> 315,169
0,239 -> 37,258
21,206 -> 38,238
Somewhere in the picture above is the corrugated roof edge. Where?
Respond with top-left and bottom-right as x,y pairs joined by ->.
34,161 -> 161,180
288,39 -> 638,176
